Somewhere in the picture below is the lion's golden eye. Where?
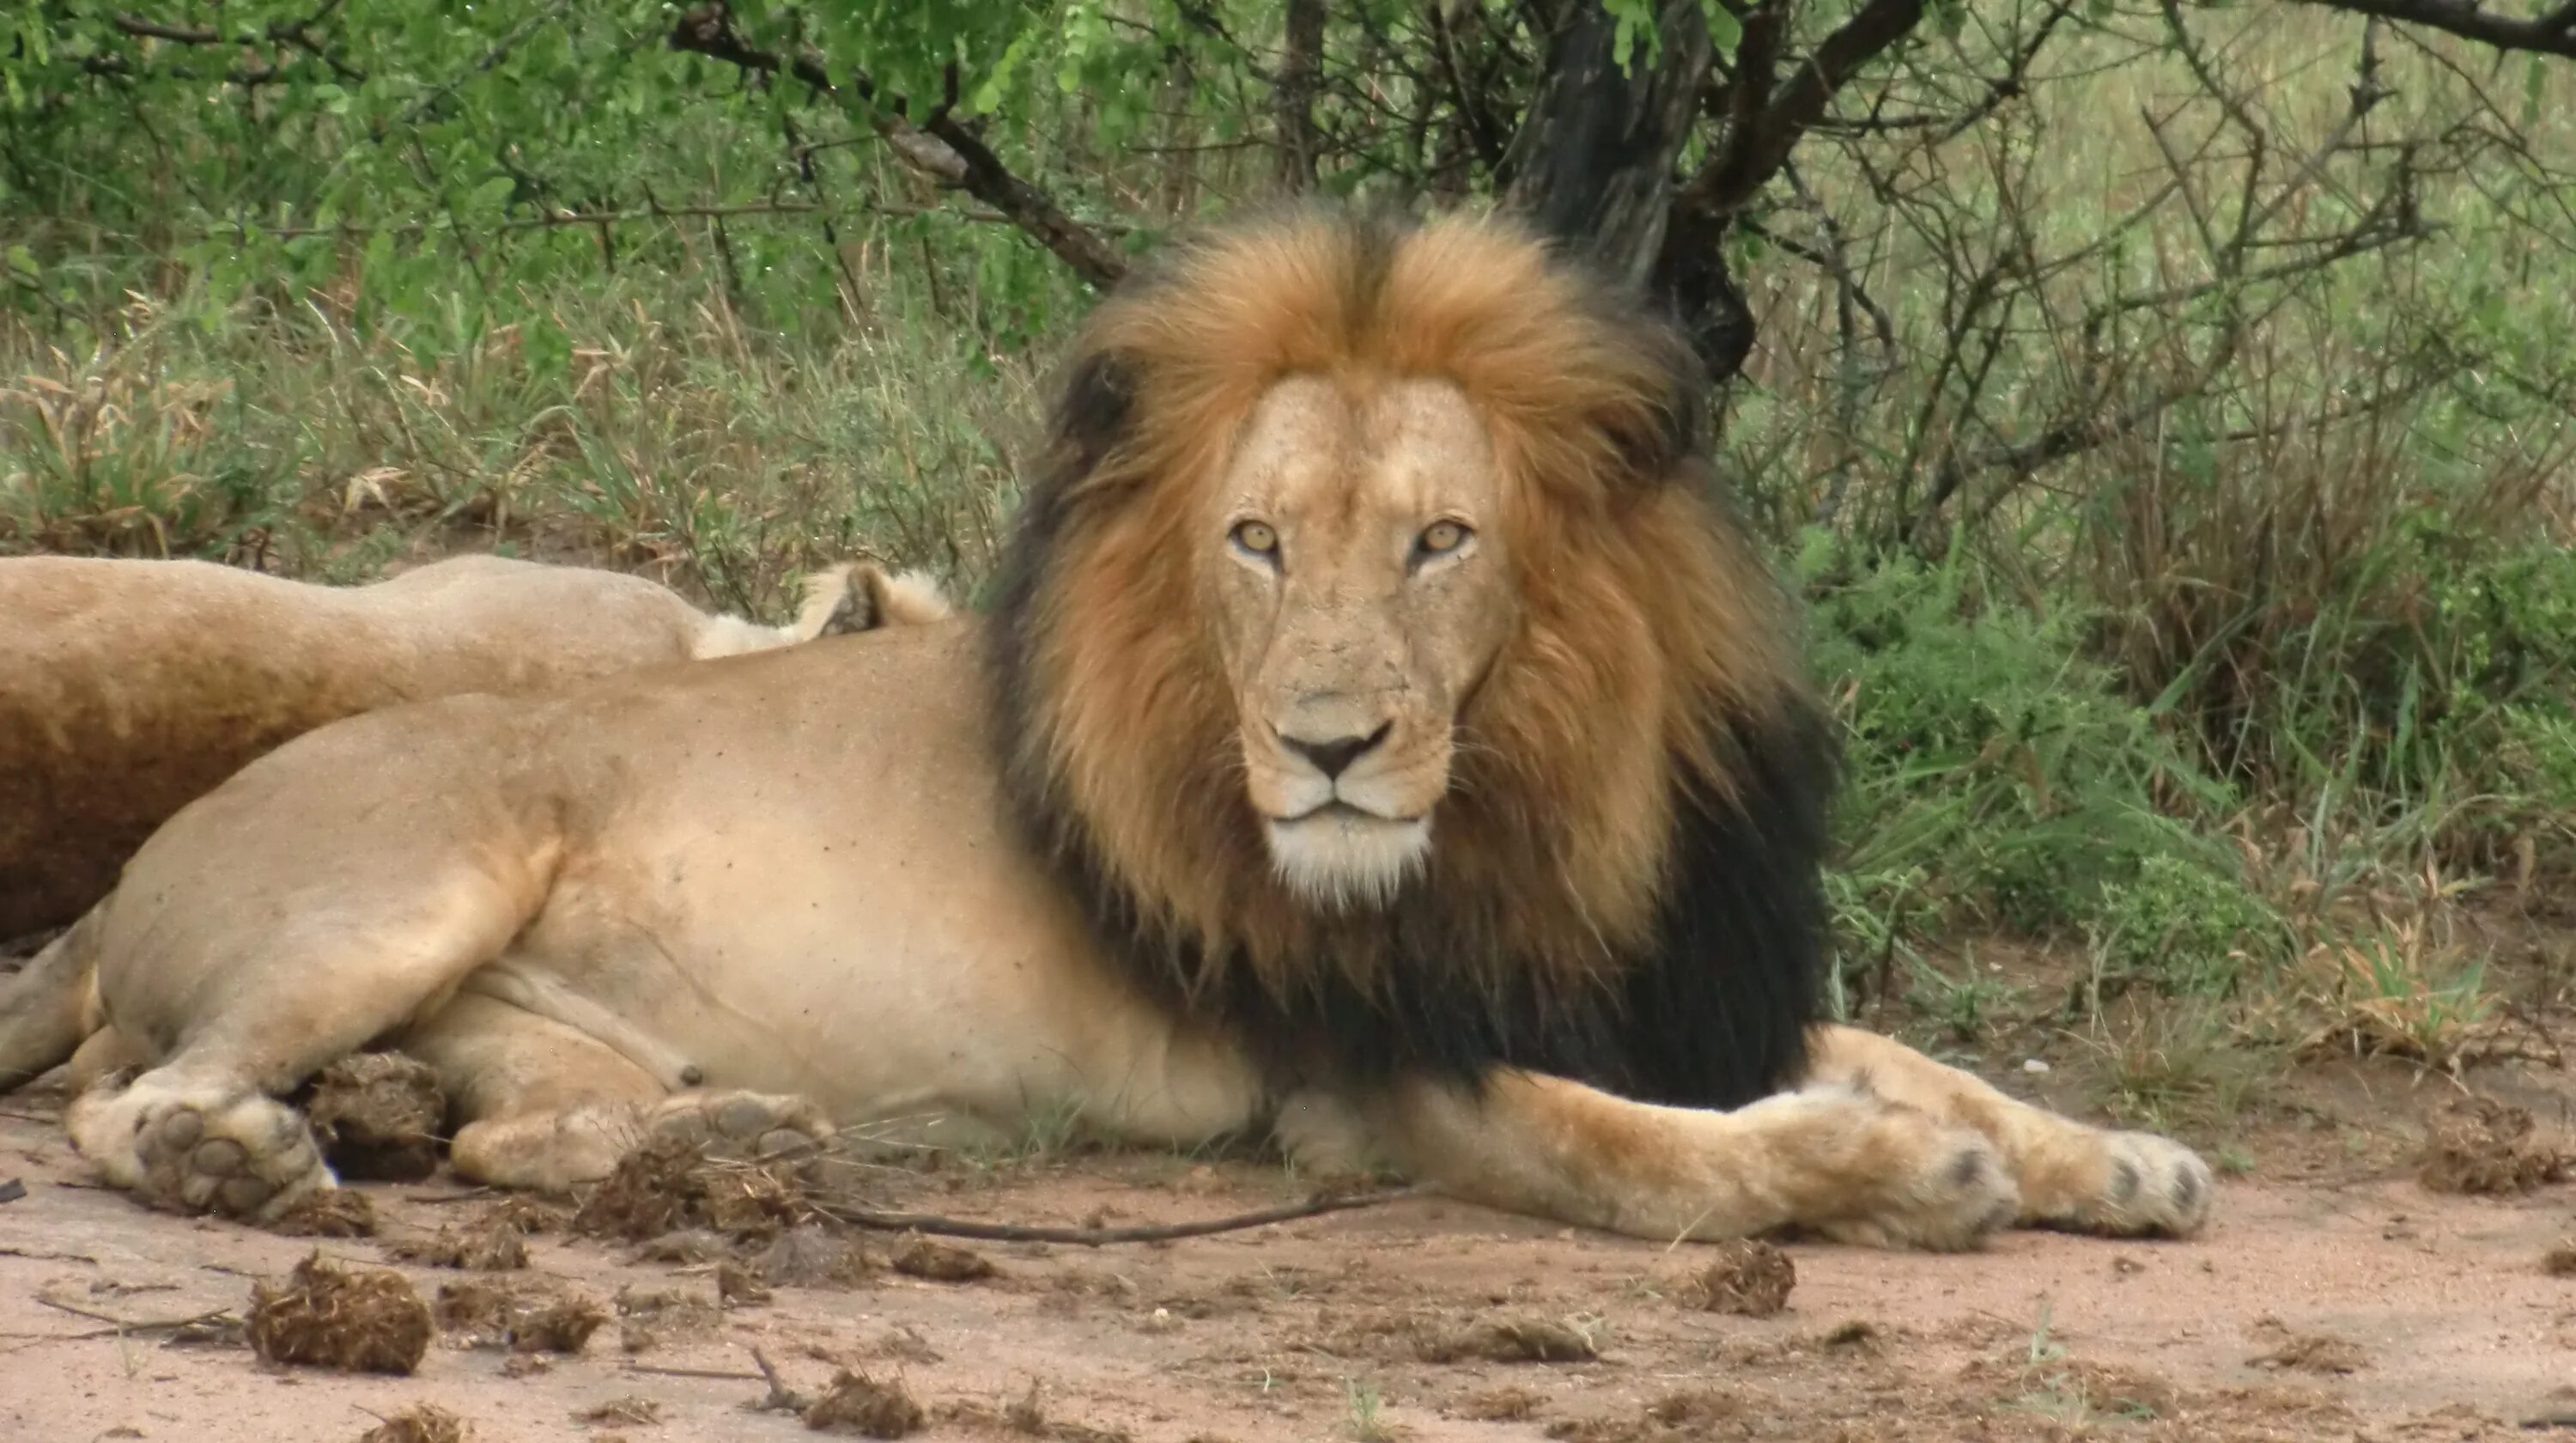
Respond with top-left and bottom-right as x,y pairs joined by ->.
1230,521 -> 1279,559
1415,520 -> 1472,559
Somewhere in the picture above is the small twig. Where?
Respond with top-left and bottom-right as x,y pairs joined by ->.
625,1362 -> 769,1383
809,1184 -> 1428,1248
403,1186 -> 496,1204
0,1246 -> 94,1264
749,1346 -> 811,1413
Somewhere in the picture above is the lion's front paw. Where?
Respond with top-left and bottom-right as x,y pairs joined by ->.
1762,1087 -> 2021,1253
644,1088 -> 833,1164
2027,1128 -> 2215,1239
66,1072 -> 332,1220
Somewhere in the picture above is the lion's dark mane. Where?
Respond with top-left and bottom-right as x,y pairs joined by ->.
986,209 -> 1837,1112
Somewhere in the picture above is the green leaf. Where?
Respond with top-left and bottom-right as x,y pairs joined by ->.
1605,0 -> 1656,73
5,244 -> 35,277
1704,3 -> 1743,56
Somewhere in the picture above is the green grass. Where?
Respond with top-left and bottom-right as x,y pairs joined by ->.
2,255 -> 1033,622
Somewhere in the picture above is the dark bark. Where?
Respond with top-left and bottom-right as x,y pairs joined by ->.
1497,0 -> 1952,385
1499,0 -> 1713,291
2287,0 -> 2576,58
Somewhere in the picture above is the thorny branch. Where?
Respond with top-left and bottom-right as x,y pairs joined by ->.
1893,10 -> 2434,548
101,2 -> 366,84
664,3 -> 1127,288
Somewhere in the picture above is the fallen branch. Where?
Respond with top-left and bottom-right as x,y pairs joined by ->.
808,1184 -> 1427,1247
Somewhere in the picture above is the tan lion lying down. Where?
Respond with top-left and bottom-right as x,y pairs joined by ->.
0,210 -> 2214,1250
0,552 -> 949,941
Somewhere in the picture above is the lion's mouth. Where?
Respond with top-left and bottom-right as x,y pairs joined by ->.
1276,799 -> 1416,826
1264,806 -> 1433,910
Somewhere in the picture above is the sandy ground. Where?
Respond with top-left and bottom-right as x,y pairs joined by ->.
6,1045 -> 2576,1443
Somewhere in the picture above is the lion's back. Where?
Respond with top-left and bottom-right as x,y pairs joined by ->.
0,554 -> 740,937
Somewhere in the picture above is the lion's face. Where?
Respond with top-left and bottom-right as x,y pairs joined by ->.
1200,375 -> 1516,907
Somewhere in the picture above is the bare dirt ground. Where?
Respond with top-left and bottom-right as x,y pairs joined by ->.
8,984 -> 2576,1442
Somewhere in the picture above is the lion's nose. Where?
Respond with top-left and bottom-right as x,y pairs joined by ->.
1280,722 -> 1391,781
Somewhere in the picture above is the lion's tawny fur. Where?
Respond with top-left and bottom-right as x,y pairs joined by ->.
795,563 -> 957,637
0,553 -> 905,939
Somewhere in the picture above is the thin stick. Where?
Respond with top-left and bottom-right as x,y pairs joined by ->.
809,1184 -> 1428,1248
402,1187 -> 495,1204
748,1347 -> 809,1413
0,1247 -> 96,1264
623,1362 -> 769,1383
32,1294 -> 238,1333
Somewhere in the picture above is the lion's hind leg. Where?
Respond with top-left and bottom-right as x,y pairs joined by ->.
412,995 -> 832,1195
68,1068 -> 331,1220
66,795 -> 558,1219
0,910 -> 105,1093
1802,1025 -> 2215,1239
65,874 -> 527,1221
638,1089 -> 835,1166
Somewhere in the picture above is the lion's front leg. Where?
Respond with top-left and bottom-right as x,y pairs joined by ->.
1339,1069 -> 2021,1251
1801,1025 -> 2215,1239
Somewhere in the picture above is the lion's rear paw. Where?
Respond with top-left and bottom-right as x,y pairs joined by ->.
66,1073 -> 331,1220
644,1088 -> 833,1164
2030,1129 -> 2215,1239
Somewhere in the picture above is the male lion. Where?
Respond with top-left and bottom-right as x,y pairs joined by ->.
0,552 -> 949,943
0,210 -> 2213,1249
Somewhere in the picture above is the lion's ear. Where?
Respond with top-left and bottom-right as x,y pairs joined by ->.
1050,350 -> 1139,480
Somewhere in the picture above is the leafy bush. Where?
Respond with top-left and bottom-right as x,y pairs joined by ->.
1795,533 -> 2250,984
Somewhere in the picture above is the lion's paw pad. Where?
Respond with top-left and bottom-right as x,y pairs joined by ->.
646,1089 -> 832,1163
67,1077 -> 331,1220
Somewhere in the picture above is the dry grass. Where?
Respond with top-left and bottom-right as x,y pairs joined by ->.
246,1252 -> 434,1376
0,258 -> 1035,618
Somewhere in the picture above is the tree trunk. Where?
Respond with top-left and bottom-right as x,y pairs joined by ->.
1497,0 -> 1755,383
1275,0 -> 1327,192
1501,0 -> 1711,292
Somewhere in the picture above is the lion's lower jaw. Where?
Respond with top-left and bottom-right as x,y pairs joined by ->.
1265,813 -> 1432,910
